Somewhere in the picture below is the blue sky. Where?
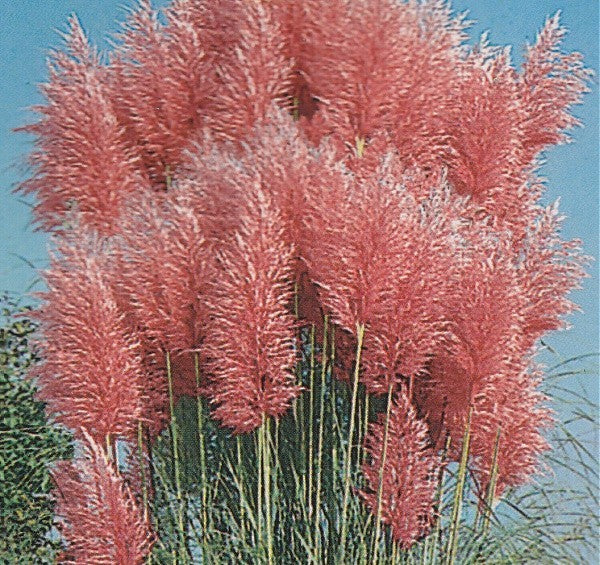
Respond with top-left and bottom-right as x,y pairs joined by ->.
1,0 -> 598,361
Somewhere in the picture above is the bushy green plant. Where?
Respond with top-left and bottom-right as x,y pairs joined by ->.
146,328 -> 599,564
0,295 -> 72,563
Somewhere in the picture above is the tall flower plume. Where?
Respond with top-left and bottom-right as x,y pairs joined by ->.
111,0 -> 216,183
53,433 -> 154,564
302,0 -> 466,164
414,207 -> 585,490
32,234 -> 145,442
414,229 -> 528,449
18,17 -> 147,234
207,1 -> 294,142
359,389 -> 441,548
517,201 -> 589,349
305,156 -> 461,392
115,190 -> 214,400
117,191 -> 212,355
203,188 -> 300,433
469,365 -> 552,498
445,40 -> 536,235
518,13 -> 592,164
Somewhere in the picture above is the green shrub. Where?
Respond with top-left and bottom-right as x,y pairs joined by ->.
0,295 -> 72,563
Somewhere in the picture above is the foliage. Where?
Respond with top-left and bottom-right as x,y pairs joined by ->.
145,331 -> 599,564
0,295 -> 72,563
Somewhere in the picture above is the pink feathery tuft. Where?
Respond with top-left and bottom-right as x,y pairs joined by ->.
117,191 -> 213,355
302,0 -> 466,163
270,1 -> 318,117
414,230 -> 525,448
32,235 -> 146,442
203,188 -> 301,433
518,13 -> 592,164
446,44 -> 530,211
111,0 -> 216,183
304,156 -> 461,393
113,190 -> 214,403
359,388 -> 441,549
53,432 -> 154,564
207,1 -> 294,142
469,365 -> 552,499
517,201 -> 590,349
17,17 -> 148,234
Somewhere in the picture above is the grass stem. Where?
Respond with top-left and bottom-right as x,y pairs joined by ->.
444,406 -> 473,565
194,353 -> 209,560
313,316 -> 329,560
338,322 -> 365,563
166,351 -> 188,563
371,383 -> 394,565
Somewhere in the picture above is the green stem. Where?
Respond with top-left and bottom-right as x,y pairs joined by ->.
371,383 -> 394,565
482,427 -> 502,534
261,416 -> 274,565
313,316 -> 329,560
360,391 -> 370,464
256,428 -> 263,550
194,353 -> 209,560
339,322 -> 366,564
445,406 -> 473,565
166,351 -> 187,563
429,434 -> 451,564
308,325 -> 316,518
356,136 -> 366,158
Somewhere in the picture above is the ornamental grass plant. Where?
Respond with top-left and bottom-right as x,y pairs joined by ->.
12,0 -> 597,563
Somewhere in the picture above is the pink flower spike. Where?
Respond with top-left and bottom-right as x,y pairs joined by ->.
33,234 -> 145,442
359,388 -> 441,549
17,16 -> 148,234
207,1 -> 293,143
203,187 -> 301,433
53,432 -> 154,564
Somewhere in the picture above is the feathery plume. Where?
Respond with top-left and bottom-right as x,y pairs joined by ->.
33,235 -> 145,442
113,190 -> 214,404
207,1 -> 294,142
270,1 -> 318,117
53,432 -> 154,564
517,202 -> 590,349
203,188 -> 300,433
469,366 -> 552,498
305,157 -> 460,392
303,0 -> 465,163
446,41 -> 537,233
414,231 -> 525,448
18,17 -> 147,234
359,389 -> 441,549
117,191 -> 212,355
111,0 -> 215,183
519,12 -> 592,164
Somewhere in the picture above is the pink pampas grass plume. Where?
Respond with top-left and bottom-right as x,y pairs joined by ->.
117,191 -> 213,355
302,0 -> 465,164
203,188 -> 300,433
359,388 -> 441,549
518,13 -> 592,164
53,432 -> 154,564
305,157 -> 461,392
111,0 -> 216,183
17,17 -> 147,235
207,1 -> 293,143
469,365 -> 552,499
33,235 -> 145,443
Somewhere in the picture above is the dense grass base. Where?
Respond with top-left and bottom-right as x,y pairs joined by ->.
141,329 -> 598,564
